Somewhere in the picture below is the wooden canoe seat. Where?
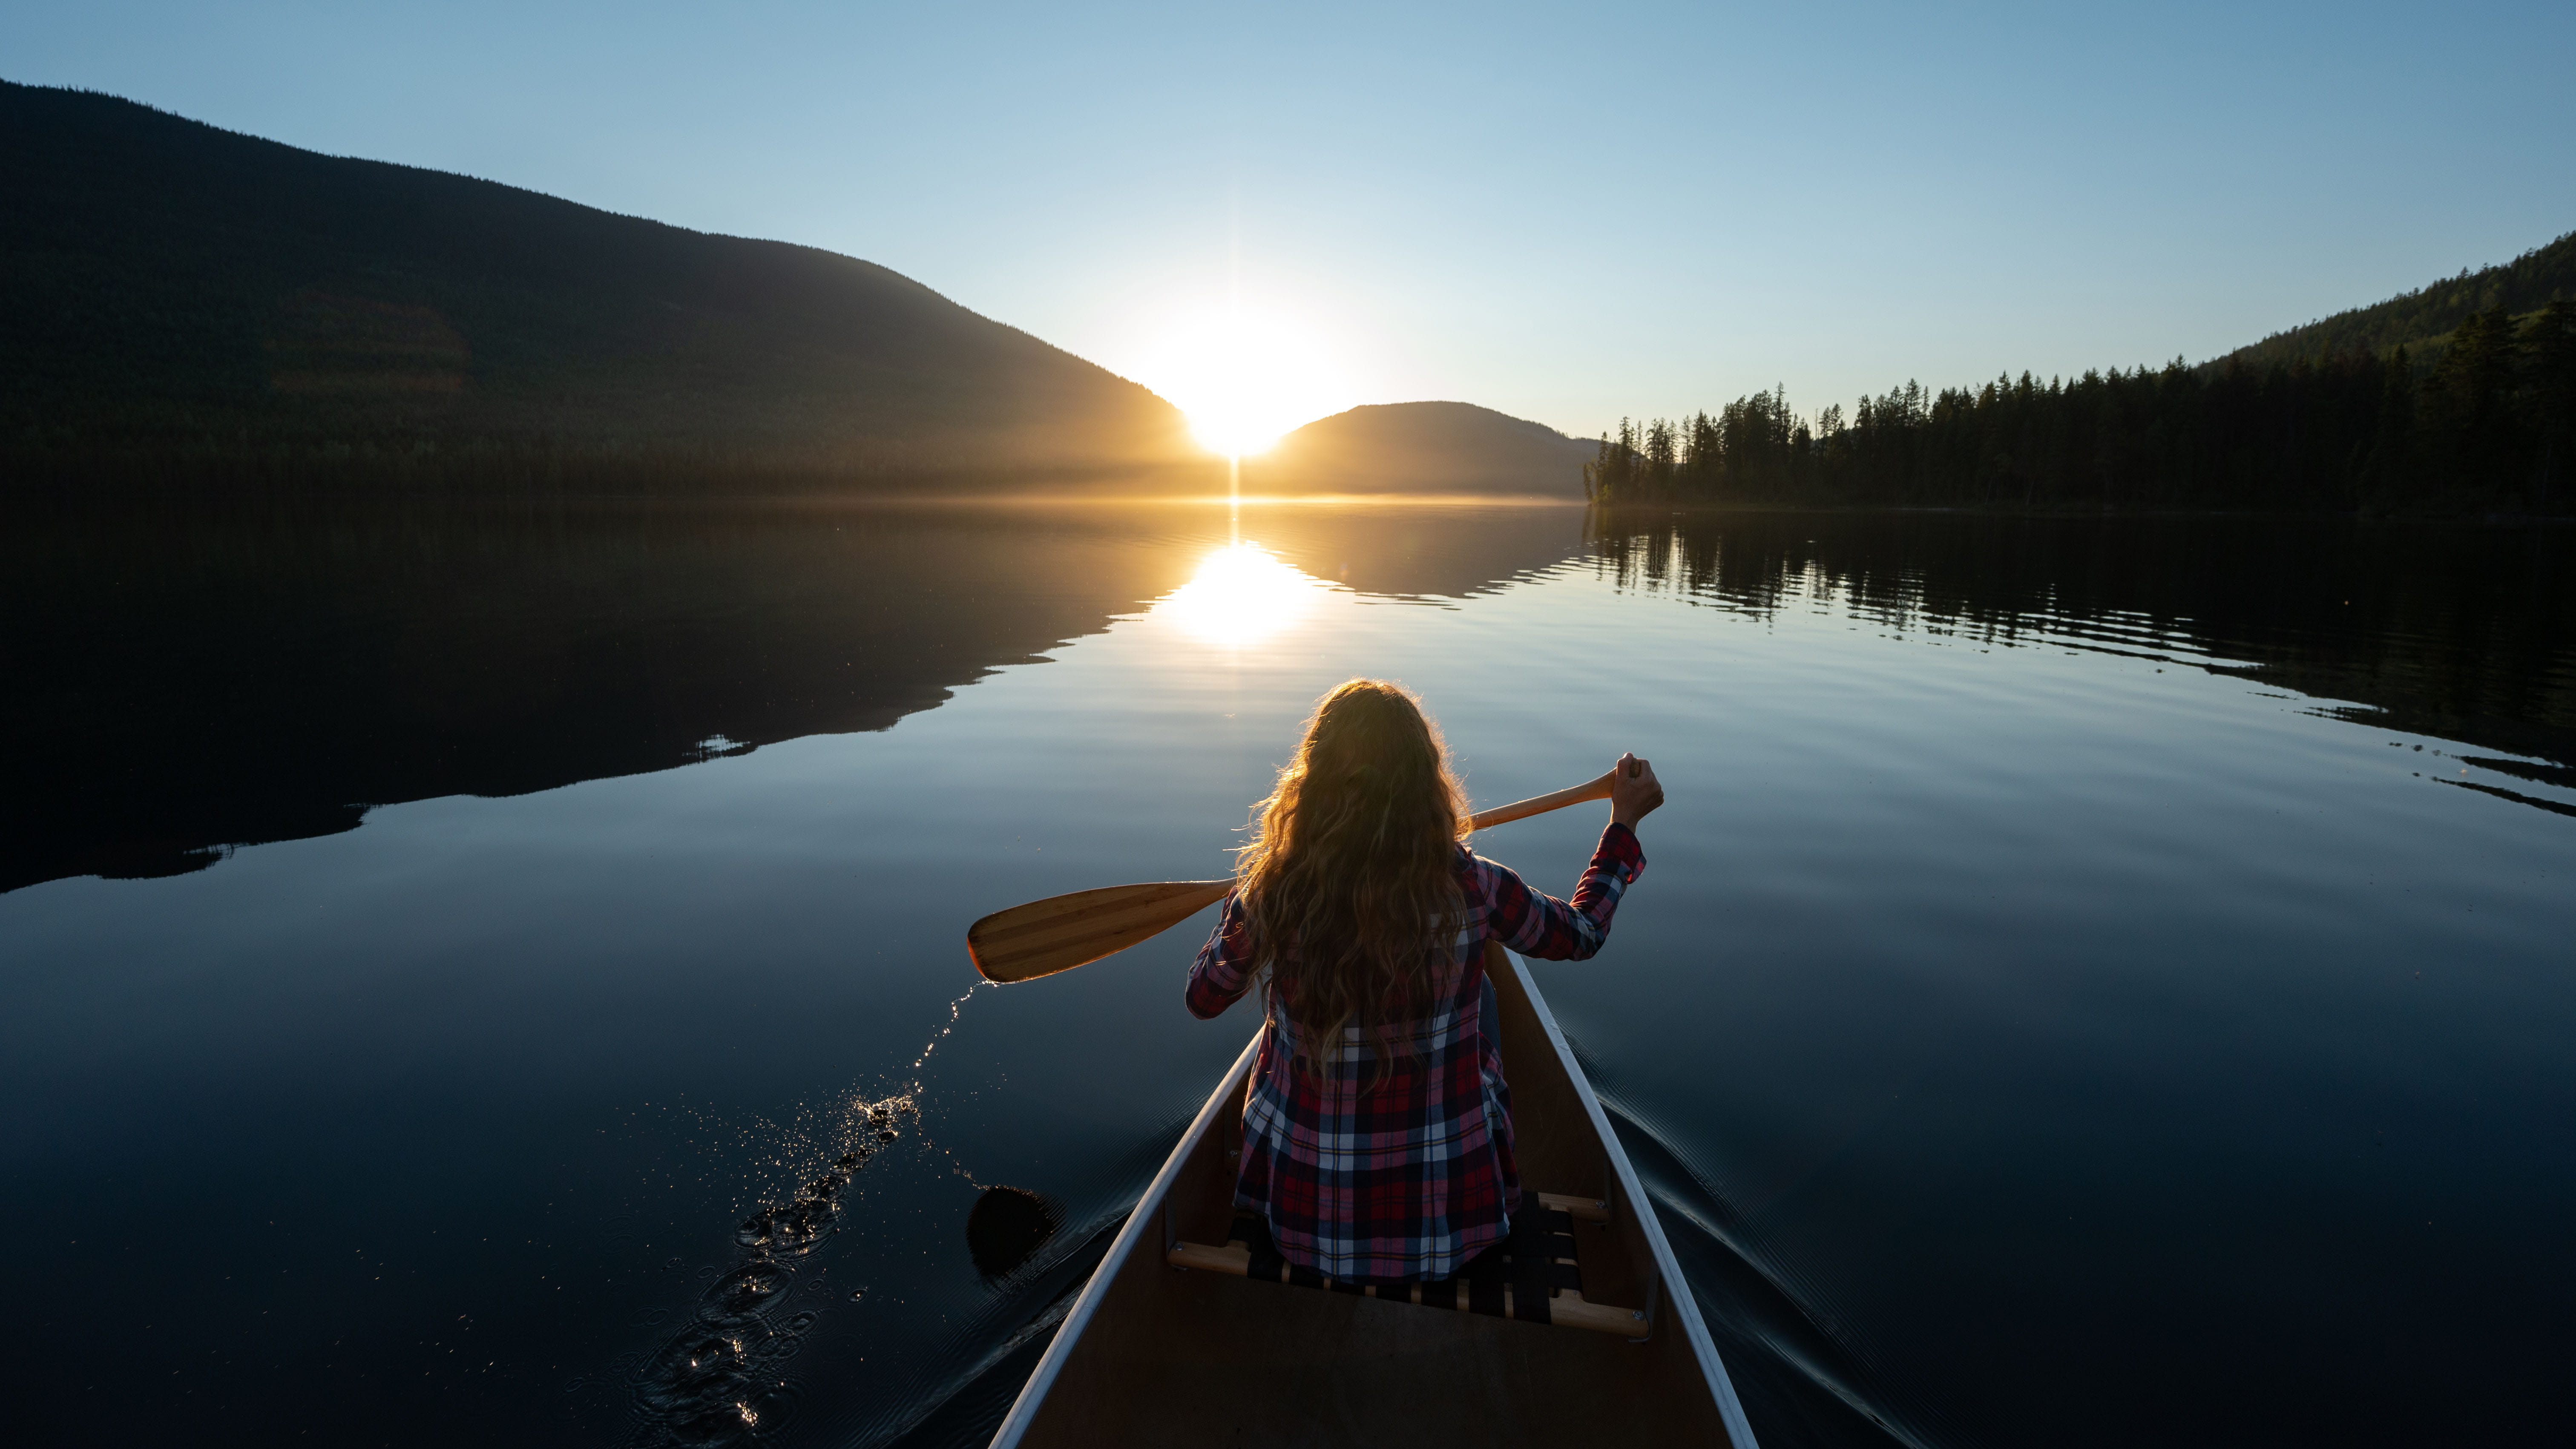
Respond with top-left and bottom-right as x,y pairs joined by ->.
1166,1193 -> 1647,1337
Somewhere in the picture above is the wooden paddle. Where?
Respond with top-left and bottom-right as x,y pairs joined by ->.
966,768 -> 1622,983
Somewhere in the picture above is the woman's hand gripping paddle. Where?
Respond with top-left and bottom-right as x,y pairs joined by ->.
966,764 -> 1637,983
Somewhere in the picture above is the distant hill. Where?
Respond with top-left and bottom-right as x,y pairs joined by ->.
0,81 -> 1202,486
2212,228 -> 2576,371
1241,401 -> 1593,497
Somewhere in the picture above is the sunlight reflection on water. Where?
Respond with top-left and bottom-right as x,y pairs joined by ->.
1154,542 -> 1324,648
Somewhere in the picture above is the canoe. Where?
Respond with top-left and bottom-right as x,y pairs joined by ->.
988,941 -> 1761,1447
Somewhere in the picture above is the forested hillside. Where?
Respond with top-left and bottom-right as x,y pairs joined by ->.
2216,230 -> 2576,372
0,82 -> 1201,489
1587,243 -> 2576,514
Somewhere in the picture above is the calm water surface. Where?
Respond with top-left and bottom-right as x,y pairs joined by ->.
3,500 -> 2571,1447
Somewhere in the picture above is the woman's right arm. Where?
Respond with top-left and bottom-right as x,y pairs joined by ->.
1184,891 -> 1255,1019
1484,752 -> 1659,961
1480,825 -> 1646,961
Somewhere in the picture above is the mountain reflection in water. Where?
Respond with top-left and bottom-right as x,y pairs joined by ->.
1,500 -> 2569,1449
0,499 -> 1584,892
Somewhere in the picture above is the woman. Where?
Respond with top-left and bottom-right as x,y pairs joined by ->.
1185,678 -> 1663,1283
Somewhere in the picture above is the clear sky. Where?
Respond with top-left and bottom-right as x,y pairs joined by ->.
9,1 -> 2573,443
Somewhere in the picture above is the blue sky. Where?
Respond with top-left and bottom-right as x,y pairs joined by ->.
9,1 -> 2573,441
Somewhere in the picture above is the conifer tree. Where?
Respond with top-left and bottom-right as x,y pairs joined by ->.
2527,297 -> 2576,504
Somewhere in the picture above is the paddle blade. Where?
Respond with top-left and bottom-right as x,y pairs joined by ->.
967,878 -> 1233,983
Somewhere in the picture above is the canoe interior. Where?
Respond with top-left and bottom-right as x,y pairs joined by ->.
995,944 -> 1743,1448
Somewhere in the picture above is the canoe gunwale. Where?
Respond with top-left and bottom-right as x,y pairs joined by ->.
986,1028 -> 1262,1449
1492,948 -> 1761,1449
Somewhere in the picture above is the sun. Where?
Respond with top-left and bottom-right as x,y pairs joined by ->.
1142,304 -> 1353,458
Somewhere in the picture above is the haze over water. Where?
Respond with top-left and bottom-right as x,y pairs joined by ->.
3,500 -> 2570,1447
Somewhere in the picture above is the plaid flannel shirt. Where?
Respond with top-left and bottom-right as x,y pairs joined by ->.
1184,823 -> 1645,1281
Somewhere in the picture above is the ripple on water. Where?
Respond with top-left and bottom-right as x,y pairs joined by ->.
621,1094 -> 913,1447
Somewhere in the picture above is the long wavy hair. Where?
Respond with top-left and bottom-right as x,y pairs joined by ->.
1233,679 -> 1469,1079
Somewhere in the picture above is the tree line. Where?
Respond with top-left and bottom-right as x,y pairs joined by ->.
1584,299 -> 2576,513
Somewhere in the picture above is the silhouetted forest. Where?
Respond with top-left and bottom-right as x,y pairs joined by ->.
1589,239 -> 2576,515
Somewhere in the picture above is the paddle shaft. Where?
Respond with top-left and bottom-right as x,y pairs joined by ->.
1466,768 -> 1619,832
966,767 -> 1626,983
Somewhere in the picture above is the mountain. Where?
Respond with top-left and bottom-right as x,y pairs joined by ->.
0,82 -> 1203,486
1240,401 -> 1593,498
2212,228 -> 2576,371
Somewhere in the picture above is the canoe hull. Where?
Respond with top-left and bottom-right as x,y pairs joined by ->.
989,945 -> 1757,1448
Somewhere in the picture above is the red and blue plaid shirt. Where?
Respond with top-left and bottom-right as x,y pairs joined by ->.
1184,823 -> 1645,1281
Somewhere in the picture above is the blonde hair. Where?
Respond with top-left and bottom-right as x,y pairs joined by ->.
1233,679 -> 1468,1080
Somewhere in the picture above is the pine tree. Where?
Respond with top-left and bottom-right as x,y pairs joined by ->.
2425,307 -> 2518,490
2524,298 -> 2576,505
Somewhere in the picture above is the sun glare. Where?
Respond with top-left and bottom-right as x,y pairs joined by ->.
1143,305 -> 1352,457
1160,543 -> 1317,647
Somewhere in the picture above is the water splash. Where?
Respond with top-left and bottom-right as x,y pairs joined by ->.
618,1092 -> 914,1448
910,979 -> 995,1073
732,1097 -> 910,1259
607,978 -> 1012,1444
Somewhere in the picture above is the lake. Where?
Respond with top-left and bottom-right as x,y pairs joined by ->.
3,497 -> 2570,1448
